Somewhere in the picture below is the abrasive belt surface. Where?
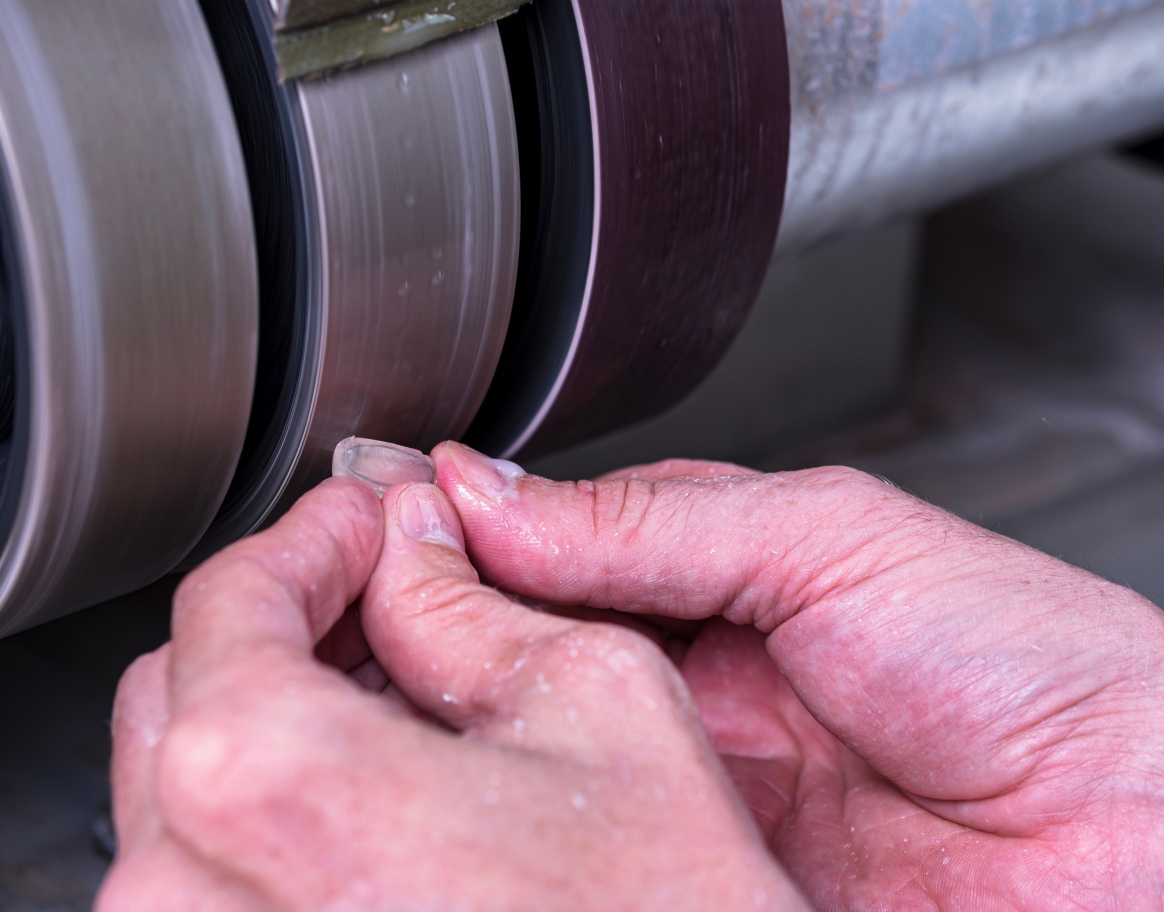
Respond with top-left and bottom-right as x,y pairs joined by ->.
471,0 -> 791,460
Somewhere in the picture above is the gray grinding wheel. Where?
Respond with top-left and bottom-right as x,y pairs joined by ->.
188,1 -> 520,562
0,0 -> 258,635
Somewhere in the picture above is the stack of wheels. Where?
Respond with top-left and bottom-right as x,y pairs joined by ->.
0,0 -> 790,635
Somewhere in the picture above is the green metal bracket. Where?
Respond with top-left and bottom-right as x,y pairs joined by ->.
273,0 -> 530,81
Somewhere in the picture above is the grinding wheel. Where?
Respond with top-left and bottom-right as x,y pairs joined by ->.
467,0 -> 790,460
191,0 -> 520,560
0,0 -> 258,635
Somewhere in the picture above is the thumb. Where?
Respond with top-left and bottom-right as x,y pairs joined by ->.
359,481 -> 710,765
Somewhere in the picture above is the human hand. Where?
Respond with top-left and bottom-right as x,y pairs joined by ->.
97,477 -> 805,911
433,442 -> 1164,910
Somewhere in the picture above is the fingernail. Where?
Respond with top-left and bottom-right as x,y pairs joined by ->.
396,484 -> 464,550
333,437 -> 435,498
445,442 -> 525,503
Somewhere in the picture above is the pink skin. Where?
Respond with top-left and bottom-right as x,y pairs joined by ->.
98,476 -> 801,911
431,442 -> 1164,910
98,442 -> 1164,911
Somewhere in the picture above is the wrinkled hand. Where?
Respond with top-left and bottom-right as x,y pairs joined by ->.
97,475 -> 800,911
434,442 -> 1164,910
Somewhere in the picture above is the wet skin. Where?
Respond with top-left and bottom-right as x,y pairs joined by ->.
99,442 -> 1164,910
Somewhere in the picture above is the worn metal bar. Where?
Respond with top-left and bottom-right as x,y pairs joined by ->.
273,0 -> 529,80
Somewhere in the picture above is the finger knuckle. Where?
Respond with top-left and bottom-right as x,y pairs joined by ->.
156,709 -> 306,839
111,649 -> 169,747
803,464 -> 891,499
173,556 -> 250,617
396,572 -> 496,626
113,648 -> 165,712
589,479 -> 659,537
796,465 -> 938,533
548,622 -> 686,704
172,566 -> 210,610
155,714 -> 237,824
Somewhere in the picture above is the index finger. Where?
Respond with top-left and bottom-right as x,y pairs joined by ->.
435,442 -> 1164,819
596,458 -> 760,482
169,477 -> 384,707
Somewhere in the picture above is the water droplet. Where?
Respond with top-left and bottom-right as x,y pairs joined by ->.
403,190 -> 416,207
397,280 -> 411,297
570,792 -> 587,811
397,71 -> 411,94
400,132 -> 415,151
441,692 -> 458,704
430,270 -> 444,287
429,246 -> 443,262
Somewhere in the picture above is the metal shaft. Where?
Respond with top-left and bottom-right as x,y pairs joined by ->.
777,0 -> 1164,255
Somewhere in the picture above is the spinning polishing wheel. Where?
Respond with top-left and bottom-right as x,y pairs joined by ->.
2,0 -> 1164,635
465,0 -> 790,458
189,0 -> 520,563
0,0 -> 256,634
